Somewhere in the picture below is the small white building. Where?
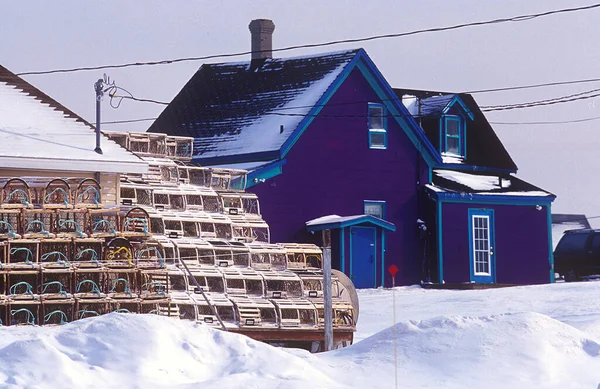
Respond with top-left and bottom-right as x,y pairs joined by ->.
0,65 -> 147,204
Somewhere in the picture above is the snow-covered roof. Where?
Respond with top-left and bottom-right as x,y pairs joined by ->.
148,50 -> 360,160
0,66 -> 146,174
306,214 -> 396,231
209,159 -> 278,172
429,169 -> 554,198
403,94 -> 455,117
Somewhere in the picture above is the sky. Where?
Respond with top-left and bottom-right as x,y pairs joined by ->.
2,0 -> 600,222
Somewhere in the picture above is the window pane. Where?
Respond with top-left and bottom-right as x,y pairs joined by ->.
364,203 -> 384,218
370,132 -> 386,148
446,119 -> 459,136
446,137 -> 459,154
369,106 -> 384,129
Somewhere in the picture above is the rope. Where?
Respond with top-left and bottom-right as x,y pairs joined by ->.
0,220 -> 17,238
106,246 -> 133,265
10,308 -> 35,325
76,280 -> 102,297
123,217 -> 149,234
25,220 -> 50,236
44,310 -> 68,325
9,281 -> 34,297
44,187 -> 70,206
5,189 -> 30,206
142,281 -> 166,296
58,219 -> 85,238
92,219 -> 116,234
74,248 -> 99,264
148,309 -> 160,314
110,278 -> 132,296
77,186 -> 100,205
41,251 -> 70,266
41,281 -> 68,297
114,308 -> 130,313
78,310 -> 100,320
9,247 -> 34,265
136,247 -> 164,267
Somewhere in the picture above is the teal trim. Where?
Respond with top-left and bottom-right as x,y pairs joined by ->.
442,95 -> 475,120
429,189 -> 555,206
442,115 -> 463,158
306,215 -> 396,232
340,227 -> 346,273
349,228 -> 354,281
363,200 -> 386,219
246,159 -> 286,188
468,208 -> 496,283
440,165 -> 517,174
546,204 -> 555,282
368,102 -> 388,149
381,230 -> 386,287
437,200 -> 444,283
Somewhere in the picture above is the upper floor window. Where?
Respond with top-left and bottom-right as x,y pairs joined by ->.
368,103 -> 387,149
442,115 -> 464,158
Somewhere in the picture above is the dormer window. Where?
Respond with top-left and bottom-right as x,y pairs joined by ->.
443,115 -> 463,156
368,103 -> 387,149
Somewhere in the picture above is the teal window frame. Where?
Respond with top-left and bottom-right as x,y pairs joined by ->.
441,115 -> 465,158
364,200 -> 386,219
368,103 -> 387,149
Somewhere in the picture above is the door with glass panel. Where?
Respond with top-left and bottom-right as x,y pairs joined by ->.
469,209 -> 495,283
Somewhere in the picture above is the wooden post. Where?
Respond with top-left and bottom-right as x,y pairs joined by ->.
322,230 -> 333,351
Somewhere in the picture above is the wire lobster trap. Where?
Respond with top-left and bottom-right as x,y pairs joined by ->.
240,193 -> 260,216
1,178 -> 33,209
223,267 -> 264,297
194,296 -> 236,327
109,299 -> 140,314
272,299 -> 318,329
40,268 -> 73,299
174,239 -> 202,268
187,167 -> 209,187
246,243 -> 287,271
281,243 -> 323,271
231,217 -> 253,243
104,131 -> 130,150
73,178 -> 102,209
165,135 -> 193,161
220,193 -> 244,216
74,267 -> 107,299
22,209 -> 56,239
230,297 -> 278,329
119,207 -> 150,237
0,209 -> 22,239
184,193 -> 203,211
87,208 -> 119,238
207,169 -> 232,191
75,298 -> 110,320
43,178 -> 73,209
9,300 -> 40,325
106,268 -> 139,298
104,237 -> 134,268
262,270 -> 304,299
312,300 -> 356,329
8,240 -> 39,269
39,238 -> 72,269
42,299 -> 74,325
201,192 -> 221,213
139,269 -> 169,299
72,238 -> 103,268
205,241 -> 232,267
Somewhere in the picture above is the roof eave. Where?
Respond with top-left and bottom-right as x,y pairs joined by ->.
0,155 -> 148,174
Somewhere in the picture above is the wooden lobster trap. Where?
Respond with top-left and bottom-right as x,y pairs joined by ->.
55,208 -> 88,238
109,298 -> 140,314
8,239 -> 39,269
42,178 -> 73,209
139,297 -> 170,315
0,209 -> 22,239
8,269 -> 39,300
0,266 -> 7,296
74,267 -> 107,299
0,241 -> 7,269
106,268 -> 139,299
40,268 -> 73,299
73,178 -> 102,209
9,299 -> 40,325
133,240 -> 165,269
39,238 -> 72,269
119,207 -> 150,237
139,269 -> 169,299
87,208 -> 119,238
75,298 -> 110,320
42,299 -> 74,325
0,300 -> 7,326
229,297 -> 278,329
1,178 -> 33,209
104,237 -> 134,268
22,209 -> 56,239
72,238 -> 103,268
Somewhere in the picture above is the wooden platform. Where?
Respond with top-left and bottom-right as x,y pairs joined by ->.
421,283 -> 519,290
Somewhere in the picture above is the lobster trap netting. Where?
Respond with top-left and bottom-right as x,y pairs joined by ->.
43,179 -> 72,208
2,179 -> 32,208
74,179 -> 102,208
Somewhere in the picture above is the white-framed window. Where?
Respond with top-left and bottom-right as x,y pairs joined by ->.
368,103 -> 387,149
442,115 -> 464,158
364,200 -> 385,219
472,214 -> 491,275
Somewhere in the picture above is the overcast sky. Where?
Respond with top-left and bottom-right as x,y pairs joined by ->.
2,0 -> 600,221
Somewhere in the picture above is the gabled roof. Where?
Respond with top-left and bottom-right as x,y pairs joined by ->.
305,214 -> 396,232
394,88 -> 517,172
0,65 -> 146,174
148,49 -> 440,167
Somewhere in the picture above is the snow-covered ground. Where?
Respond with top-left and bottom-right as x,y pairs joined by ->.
0,283 -> 598,388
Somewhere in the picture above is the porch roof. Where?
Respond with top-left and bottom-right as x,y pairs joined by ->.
305,214 -> 396,232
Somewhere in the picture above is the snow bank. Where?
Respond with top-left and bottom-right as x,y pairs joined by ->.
0,313 -> 336,389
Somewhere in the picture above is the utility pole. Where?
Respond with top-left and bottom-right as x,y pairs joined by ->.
94,79 -> 104,154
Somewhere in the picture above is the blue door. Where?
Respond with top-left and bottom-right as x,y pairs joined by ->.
468,209 -> 495,283
350,226 -> 377,288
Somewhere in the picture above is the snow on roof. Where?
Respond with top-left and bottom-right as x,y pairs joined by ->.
435,170 -> 512,191
208,159 -> 278,172
0,69 -> 146,174
403,94 -> 454,117
305,214 -> 343,226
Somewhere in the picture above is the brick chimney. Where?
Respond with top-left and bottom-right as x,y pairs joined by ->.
249,19 -> 275,60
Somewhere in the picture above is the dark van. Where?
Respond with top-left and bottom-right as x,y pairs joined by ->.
554,229 -> 600,281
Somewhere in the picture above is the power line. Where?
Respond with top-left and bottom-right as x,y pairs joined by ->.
490,115 -> 600,125
16,3 -> 600,76
481,91 -> 600,112
463,76 -> 600,94
480,86 -> 600,109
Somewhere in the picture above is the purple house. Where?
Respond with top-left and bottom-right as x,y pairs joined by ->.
148,20 -> 555,288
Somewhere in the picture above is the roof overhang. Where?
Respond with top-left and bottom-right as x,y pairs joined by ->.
0,155 -> 148,174
426,184 -> 555,205
306,214 -> 396,232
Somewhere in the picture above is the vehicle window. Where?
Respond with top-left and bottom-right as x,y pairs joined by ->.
591,235 -> 600,253
556,233 -> 589,252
